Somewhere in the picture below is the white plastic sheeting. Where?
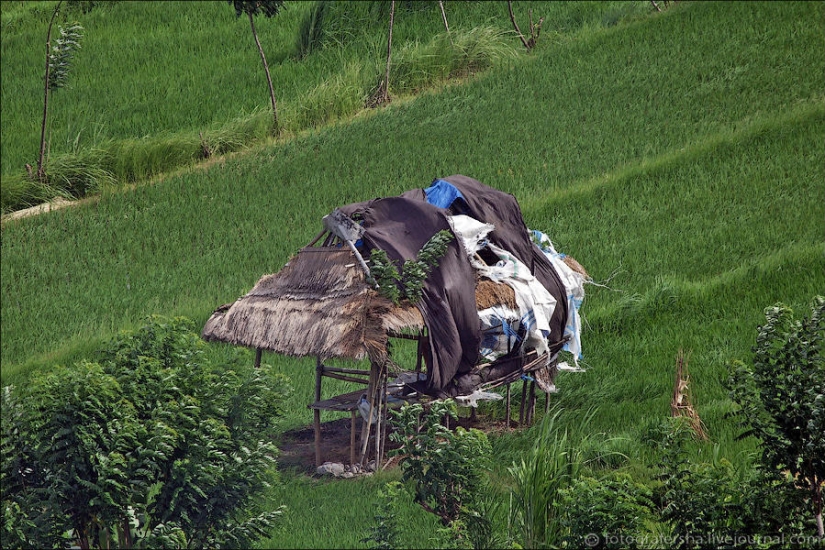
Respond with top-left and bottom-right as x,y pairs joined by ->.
530,229 -> 586,366
478,305 -> 521,362
449,215 -> 559,360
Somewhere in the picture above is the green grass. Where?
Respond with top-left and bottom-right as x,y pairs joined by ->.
1,1 -> 824,548
1,1 -> 652,212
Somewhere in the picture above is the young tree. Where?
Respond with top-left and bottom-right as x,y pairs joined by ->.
36,1 -> 83,182
728,296 -> 825,540
389,401 -> 493,546
507,1 -> 543,52
230,0 -> 284,133
1,316 -> 290,549
369,0 -> 396,107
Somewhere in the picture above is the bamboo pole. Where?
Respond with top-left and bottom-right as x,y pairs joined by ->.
359,362 -> 379,467
505,383 -> 512,431
321,366 -> 372,376
321,371 -> 370,385
519,379 -> 528,426
374,365 -> 386,469
314,357 -> 323,467
527,380 -> 536,426
350,410 -> 357,467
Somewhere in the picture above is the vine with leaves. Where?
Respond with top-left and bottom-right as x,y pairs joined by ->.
369,229 -> 454,305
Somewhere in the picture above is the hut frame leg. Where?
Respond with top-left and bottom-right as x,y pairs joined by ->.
527,380 -> 536,426
505,383 -> 512,431
314,357 -> 323,467
519,380 -> 528,426
350,410 -> 357,467
359,361 -> 380,467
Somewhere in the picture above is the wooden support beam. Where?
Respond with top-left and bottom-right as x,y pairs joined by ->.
350,410 -> 357,467
321,366 -> 372,376
359,362 -> 379,467
519,379 -> 528,426
527,380 -> 536,426
321,371 -> 370,385
314,357 -> 323,468
505,383 -> 512,431
254,348 -> 262,368
307,229 -> 327,247
415,331 -> 424,372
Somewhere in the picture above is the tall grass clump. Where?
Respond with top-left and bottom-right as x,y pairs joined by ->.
391,27 -> 517,94
200,108 -> 274,157
284,62 -> 370,131
43,148 -> 117,198
507,410 -> 590,548
0,174 -> 56,215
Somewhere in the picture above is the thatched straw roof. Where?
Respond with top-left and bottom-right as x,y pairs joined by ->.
202,247 -> 424,362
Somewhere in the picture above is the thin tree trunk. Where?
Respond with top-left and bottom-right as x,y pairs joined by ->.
507,0 -> 530,51
438,0 -> 450,34
814,475 -> 824,539
380,0 -> 396,105
247,11 -> 278,132
38,1 -> 62,182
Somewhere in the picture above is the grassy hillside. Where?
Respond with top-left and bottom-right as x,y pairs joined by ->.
1,1 -> 823,548
1,0 -> 648,211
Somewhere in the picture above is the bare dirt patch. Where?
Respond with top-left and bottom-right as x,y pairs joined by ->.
276,411 -> 516,475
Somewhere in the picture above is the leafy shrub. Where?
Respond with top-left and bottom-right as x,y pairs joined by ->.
728,296 -> 825,540
362,481 -> 404,550
1,315 -> 291,549
370,230 -> 454,305
389,400 -> 493,547
560,473 -> 654,549
655,417 -> 808,549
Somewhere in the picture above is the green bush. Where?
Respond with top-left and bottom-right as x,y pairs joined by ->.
655,417 -> 809,549
1,315 -> 291,549
560,473 -> 654,549
389,400 -> 493,548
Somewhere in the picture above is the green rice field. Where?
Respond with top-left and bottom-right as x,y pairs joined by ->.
1,1 -> 823,547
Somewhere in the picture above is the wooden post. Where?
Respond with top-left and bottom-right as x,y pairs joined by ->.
415,331 -> 423,372
519,379 -> 528,426
505,383 -> 512,431
350,410 -> 357,467
374,365 -> 386,469
254,348 -> 262,368
314,357 -> 323,468
527,380 -> 536,426
359,362 -> 379,467
545,389 -> 550,414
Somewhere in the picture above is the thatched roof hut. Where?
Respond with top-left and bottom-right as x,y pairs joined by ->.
202,175 -> 588,468
202,248 -> 424,365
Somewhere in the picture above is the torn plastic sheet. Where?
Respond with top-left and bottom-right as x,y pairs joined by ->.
448,214 -> 558,361
478,305 -> 522,362
474,242 -> 557,359
531,229 -> 586,365
448,214 -> 495,255
454,389 -> 504,408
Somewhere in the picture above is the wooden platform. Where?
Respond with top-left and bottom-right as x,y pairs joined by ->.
308,389 -> 364,412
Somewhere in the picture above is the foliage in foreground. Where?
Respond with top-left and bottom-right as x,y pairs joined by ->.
387,400 -> 496,548
656,417 -> 810,550
1,316 -> 291,549
369,397 -> 823,549
727,296 -> 825,540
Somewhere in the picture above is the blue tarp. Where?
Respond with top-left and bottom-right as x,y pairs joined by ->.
424,179 -> 466,210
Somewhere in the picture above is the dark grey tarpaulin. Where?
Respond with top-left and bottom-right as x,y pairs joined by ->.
339,196 -> 481,392
401,175 -> 569,355
341,175 -> 569,395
